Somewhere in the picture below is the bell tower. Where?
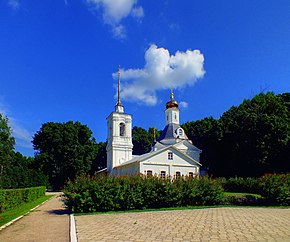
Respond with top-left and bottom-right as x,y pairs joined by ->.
106,66 -> 133,174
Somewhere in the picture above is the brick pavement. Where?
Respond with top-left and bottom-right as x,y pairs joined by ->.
75,207 -> 290,242
0,193 -> 69,242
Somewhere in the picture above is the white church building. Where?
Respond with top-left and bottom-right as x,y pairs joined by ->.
105,70 -> 202,178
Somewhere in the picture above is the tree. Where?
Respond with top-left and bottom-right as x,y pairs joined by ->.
90,141 -> 107,174
182,117 -> 222,173
132,126 -> 160,155
33,121 -> 97,190
0,113 -> 15,177
0,152 -> 48,189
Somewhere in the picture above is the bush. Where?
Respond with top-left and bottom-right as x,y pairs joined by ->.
0,186 -> 46,213
63,175 -> 224,213
224,194 -> 262,206
217,177 -> 259,193
258,173 -> 290,206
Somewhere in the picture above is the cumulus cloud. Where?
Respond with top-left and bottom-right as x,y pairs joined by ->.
179,101 -> 188,109
8,0 -> 19,9
86,0 -> 144,39
113,44 -> 205,105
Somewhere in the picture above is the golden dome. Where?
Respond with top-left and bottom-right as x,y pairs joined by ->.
166,89 -> 178,109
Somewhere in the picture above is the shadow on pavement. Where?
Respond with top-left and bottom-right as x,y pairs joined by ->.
46,209 -> 70,215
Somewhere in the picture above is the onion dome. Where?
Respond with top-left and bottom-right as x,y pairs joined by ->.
166,89 -> 179,109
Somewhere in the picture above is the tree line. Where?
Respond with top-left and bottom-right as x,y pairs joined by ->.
0,92 -> 289,190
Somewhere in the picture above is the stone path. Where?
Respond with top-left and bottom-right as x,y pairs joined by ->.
75,207 -> 290,242
0,193 -> 69,242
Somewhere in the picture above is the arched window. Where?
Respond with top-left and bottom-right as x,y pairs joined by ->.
119,122 -> 125,136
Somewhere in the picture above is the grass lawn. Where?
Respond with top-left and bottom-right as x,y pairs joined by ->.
224,192 -> 262,198
0,195 -> 54,227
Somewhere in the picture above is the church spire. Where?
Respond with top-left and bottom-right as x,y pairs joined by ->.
115,65 -> 124,113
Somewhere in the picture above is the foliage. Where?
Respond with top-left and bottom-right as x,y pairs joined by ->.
0,186 -> 46,213
183,92 -> 290,177
217,177 -> 259,194
90,141 -> 107,174
32,121 -> 97,190
132,126 -> 160,155
258,173 -> 290,206
0,152 -> 48,189
63,175 -> 224,213
0,114 -> 15,180
223,193 -> 262,206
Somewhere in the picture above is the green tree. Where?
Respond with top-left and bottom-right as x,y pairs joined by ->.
90,141 -> 107,174
33,121 -> 97,190
218,92 -> 290,177
182,117 -> 222,173
0,114 -> 15,177
132,126 -> 160,155
0,152 -> 48,189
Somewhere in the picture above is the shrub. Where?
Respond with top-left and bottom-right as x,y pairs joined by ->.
0,186 -> 46,213
224,194 -> 261,206
258,173 -> 290,206
218,177 -> 259,193
63,175 -> 224,213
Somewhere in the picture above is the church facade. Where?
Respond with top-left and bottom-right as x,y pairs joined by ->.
105,71 -> 202,178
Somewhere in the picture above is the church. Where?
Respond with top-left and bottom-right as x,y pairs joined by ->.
104,69 -> 202,178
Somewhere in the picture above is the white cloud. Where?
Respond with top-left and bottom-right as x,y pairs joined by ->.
131,6 -> 144,19
113,44 -> 205,105
8,0 -> 19,9
179,101 -> 188,109
0,100 -> 32,149
86,0 -> 144,39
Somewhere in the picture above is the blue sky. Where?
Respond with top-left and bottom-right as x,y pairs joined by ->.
1,0 -> 289,157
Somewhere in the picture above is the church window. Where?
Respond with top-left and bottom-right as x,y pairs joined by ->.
178,128 -> 183,136
146,170 -> 153,176
160,171 -> 166,179
168,151 -> 173,160
175,171 -> 181,178
188,172 -> 194,178
119,123 -> 125,136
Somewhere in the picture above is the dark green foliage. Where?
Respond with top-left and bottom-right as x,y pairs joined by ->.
132,126 -> 160,155
217,177 -> 259,194
183,92 -> 290,177
224,194 -> 261,206
63,175 -> 224,213
0,186 -> 45,213
258,173 -> 290,205
90,142 -> 107,174
0,152 -> 48,189
33,121 -> 97,190
0,114 -> 15,180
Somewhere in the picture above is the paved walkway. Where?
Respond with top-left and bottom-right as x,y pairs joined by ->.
75,207 -> 290,242
0,193 -> 69,242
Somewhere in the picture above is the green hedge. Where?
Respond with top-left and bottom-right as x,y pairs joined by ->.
63,175 -> 224,213
217,177 -> 259,193
0,186 -> 46,213
258,173 -> 290,206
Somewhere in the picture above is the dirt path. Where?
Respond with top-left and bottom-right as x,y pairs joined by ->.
0,192 -> 69,242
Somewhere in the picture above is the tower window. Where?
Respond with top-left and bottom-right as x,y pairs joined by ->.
168,151 -> 173,160
119,122 -> 125,136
